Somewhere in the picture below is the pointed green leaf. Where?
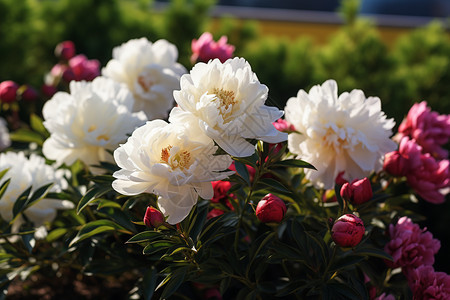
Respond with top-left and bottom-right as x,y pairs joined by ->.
272,159 -> 316,170
126,231 -> 164,244
30,114 -> 48,137
77,184 -> 112,214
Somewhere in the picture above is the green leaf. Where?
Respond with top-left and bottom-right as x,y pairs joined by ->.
272,159 -> 316,170
353,247 -> 393,261
0,168 -> 10,182
30,114 -> 48,137
158,268 -> 187,299
142,241 -> 174,255
69,220 -> 127,247
46,228 -> 68,242
258,177 -> 290,193
329,255 -> 366,272
0,178 -> 11,200
9,129 -> 44,146
126,231 -> 165,244
142,267 -> 158,300
77,184 -> 112,214
11,186 -> 32,220
21,232 -> 35,253
26,183 -> 54,208
233,161 -> 251,186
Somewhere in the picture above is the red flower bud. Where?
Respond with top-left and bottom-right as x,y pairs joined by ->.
255,193 -> 286,223
340,177 -> 373,205
41,84 -> 57,98
0,80 -> 19,103
331,214 -> 365,248
143,206 -> 165,228
19,85 -> 39,102
55,40 -> 76,60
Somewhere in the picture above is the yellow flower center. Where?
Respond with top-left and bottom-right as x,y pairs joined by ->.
213,88 -> 236,109
87,125 -> 109,141
161,145 -> 192,171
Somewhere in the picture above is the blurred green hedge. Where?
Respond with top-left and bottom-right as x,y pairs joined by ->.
0,0 -> 449,122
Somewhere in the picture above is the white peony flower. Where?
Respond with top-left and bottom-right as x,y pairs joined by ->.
0,117 -> 11,151
170,57 -> 287,157
42,76 -> 146,172
112,120 -> 233,224
0,152 -> 74,236
102,38 -> 186,120
285,79 -> 396,189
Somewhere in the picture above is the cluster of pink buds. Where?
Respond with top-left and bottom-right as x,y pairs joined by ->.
0,80 -> 39,104
43,40 -> 100,97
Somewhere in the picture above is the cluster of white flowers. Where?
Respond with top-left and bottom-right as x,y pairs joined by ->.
0,152 -> 73,237
113,57 -> 287,223
38,36 -> 396,226
285,79 -> 396,189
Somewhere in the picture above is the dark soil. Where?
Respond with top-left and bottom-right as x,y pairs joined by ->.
6,268 -> 137,300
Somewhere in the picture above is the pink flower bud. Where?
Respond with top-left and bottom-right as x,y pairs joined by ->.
331,214 -> 365,248
340,177 -> 373,205
19,85 -> 39,102
335,171 -> 348,186
68,54 -> 100,81
55,41 -> 76,60
41,84 -> 57,98
272,118 -> 295,132
255,193 -> 286,223
143,206 -> 165,228
0,80 -> 19,103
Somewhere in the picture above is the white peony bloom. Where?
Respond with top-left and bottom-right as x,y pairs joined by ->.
0,117 -> 11,151
42,76 -> 146,172
0,152 -> 74,236
171,57 -> 287,157
285,79 -> 396,189
112,120 -> 233,224
102,38 -> 186,120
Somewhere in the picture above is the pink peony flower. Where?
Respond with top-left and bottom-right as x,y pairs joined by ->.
397,101 -> 450,159
406,153 -> 449,204
383,137 -> 422,177
273,118 -> 295,132
55,40 -> 76,60
68,54 -> 100,81
407,265 -> 450,300
143,206 -> 165,228
384,217 -> 440,270
191,32 -> 235,63
0,80 -> 19,103
340,177 -> 373,205
255,193 -> 286,223
331,214 -> 365,248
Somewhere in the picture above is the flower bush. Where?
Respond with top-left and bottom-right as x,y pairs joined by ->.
0,31 -> 449,300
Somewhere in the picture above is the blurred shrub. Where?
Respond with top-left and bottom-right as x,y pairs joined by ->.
391,22 -> 450,116
0,0 -> 448,122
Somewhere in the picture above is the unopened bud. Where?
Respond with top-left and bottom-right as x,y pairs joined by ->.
340,177 -> 372,205
143,206 -> 165,228
55,41 -> 76,60
255,193 -> 286,223
0,80 -> 19,103
331,214 -> 365,248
